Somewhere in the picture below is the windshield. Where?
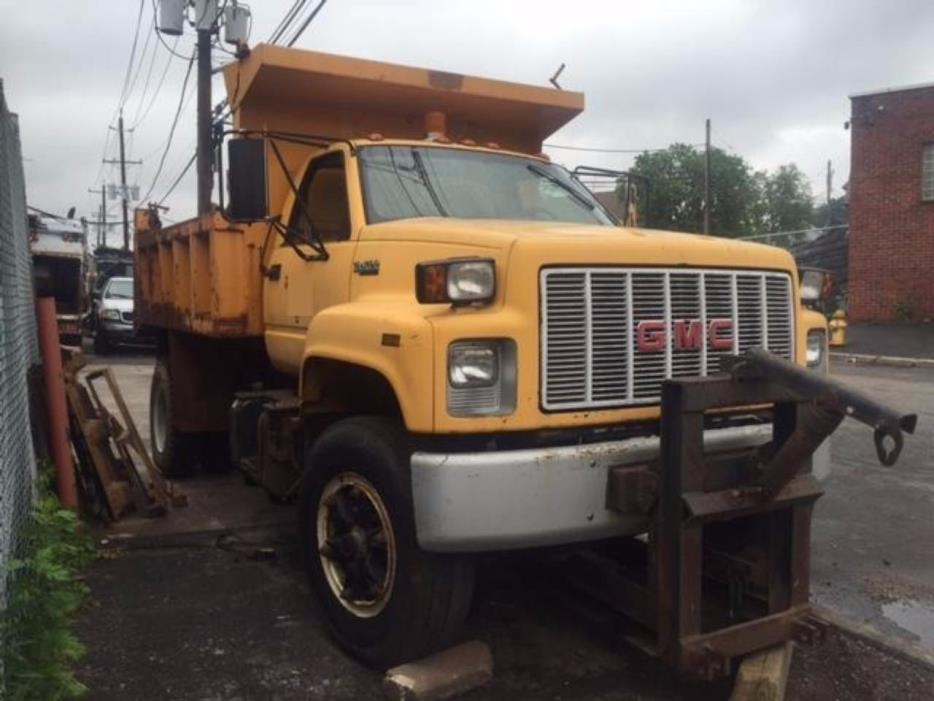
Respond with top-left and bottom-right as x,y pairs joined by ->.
105,279 -> 133,300
358,145 -> 615,226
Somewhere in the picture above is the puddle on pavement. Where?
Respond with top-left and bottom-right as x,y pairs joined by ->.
881,599 -> 934,648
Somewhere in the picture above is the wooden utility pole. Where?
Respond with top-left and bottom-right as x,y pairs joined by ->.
196,28 -> 213,216
825,160 -> 833,227
88,186 -> 106,247
104,111 -> 141,250
703,118 -> 711,234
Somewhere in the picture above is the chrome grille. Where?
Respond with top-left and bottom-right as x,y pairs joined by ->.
541,267 -> 795,410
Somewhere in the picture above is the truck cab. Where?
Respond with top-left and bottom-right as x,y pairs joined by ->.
135,45 -> 829,668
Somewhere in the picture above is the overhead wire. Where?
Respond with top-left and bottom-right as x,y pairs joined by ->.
285,0 -> 328,47
131,32 -> 181,128
114,0 -> 147,119
269,0 -> 309,44
141,54 -> 196,202
545,142 -> 705,154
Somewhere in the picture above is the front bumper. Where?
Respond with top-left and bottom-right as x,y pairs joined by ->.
412,425 -> 830,553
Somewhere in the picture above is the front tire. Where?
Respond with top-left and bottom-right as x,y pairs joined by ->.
299,416 -> 475,669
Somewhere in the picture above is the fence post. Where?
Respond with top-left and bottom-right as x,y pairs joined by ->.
35,297 -> 77,508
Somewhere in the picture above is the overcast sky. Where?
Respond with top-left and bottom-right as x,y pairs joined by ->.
1,0 -> 932,244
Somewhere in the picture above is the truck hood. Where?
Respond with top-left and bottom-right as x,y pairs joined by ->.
361,218 -> 797,272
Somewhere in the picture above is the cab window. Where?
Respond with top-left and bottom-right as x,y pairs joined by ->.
289,152 -> 351,243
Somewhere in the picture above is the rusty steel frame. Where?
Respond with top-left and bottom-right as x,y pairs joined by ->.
653,373 -> 828,679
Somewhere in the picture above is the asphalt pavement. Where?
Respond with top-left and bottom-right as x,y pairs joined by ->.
74,354 -> 934,699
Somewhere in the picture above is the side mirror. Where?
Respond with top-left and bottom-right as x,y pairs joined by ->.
227,138 -> 268,221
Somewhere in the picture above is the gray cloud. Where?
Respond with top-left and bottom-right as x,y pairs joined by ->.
1,0 -> 932,237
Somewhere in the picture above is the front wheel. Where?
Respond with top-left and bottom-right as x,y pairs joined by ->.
299,416 -> 475,669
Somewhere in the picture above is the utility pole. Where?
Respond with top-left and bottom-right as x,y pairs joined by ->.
197,22 -> 213,215
825,159 -> 834,227
88,186 -> 106,247
703,118 -> 711,235
104,111 -> 141,250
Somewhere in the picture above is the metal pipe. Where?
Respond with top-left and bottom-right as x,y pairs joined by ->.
36,297 -> 78,508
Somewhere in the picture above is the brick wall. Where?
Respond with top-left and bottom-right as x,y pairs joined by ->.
848,85 -> 934,321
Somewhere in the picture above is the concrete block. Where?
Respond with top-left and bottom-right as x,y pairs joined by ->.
730,642 -> 794,701
383,641 -> 493,701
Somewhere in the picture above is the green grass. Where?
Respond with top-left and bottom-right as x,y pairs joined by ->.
2,470 -> 96,700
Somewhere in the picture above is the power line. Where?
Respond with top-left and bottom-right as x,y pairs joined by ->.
545,142 -> 704,154
286,0 -> 328,47
115,0 -> 147,117
158,151 -> 197,206
142,54 -> 196,202
734,224 -> 847,241
269,0 -> 310,44
128,18 -> 163,127
123,14 -> 156,110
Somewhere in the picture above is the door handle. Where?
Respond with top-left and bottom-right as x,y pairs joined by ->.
265,263 -> 282,281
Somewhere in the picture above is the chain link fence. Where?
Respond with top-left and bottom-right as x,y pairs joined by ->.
0,79 -> 39,608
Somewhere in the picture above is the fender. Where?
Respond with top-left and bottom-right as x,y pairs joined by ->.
300,301 -> 435,432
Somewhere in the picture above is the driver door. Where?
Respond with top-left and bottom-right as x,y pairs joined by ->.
264,148 -> 358,373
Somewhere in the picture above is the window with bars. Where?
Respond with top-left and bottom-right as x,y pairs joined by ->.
923,144 -> 934,201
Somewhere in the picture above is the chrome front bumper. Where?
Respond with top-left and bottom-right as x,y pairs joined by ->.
412,425 -> 831,553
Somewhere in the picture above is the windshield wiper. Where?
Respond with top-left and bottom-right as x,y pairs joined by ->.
526,163 -> 597,212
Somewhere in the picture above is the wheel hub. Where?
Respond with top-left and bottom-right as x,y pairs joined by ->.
317,472 -> 396,618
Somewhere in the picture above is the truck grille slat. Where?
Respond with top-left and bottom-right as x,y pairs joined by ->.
541,267 -> 795,410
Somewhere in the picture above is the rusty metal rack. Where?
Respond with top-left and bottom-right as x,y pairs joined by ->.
565,349 -> 916,680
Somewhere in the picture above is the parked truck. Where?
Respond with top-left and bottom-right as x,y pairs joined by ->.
135,45 -> 878,672
29,213 -> 87,343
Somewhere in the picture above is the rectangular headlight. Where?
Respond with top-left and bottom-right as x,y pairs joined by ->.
416,258 -> 495,305
806,330 -> 826,369
447,340 -> 516,416
800,268 -> 831,304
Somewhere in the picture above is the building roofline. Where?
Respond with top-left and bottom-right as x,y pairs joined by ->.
850,80 -> 934,99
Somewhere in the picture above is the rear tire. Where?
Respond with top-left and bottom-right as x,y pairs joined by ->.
150,358 -> 194,478
299,416 -> 475,669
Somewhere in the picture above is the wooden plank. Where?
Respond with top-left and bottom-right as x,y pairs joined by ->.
730,642 -> 794,701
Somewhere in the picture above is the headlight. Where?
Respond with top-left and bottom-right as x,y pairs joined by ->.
101,309 -> 121,321
449,343 -> 498,387
447,340 -> 516,416
800,268 -> 831,304
806,330 -> 826,369
416,258 -> 495,305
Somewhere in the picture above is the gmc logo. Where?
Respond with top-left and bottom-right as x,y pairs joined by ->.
636,319 -> 733,353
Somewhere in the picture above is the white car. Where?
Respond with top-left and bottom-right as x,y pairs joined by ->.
93,277 -> 137,354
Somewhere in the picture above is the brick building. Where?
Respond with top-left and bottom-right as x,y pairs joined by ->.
849,83 -> 934,321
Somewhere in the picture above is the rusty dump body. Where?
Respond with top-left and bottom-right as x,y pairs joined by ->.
134,44 -> 583,338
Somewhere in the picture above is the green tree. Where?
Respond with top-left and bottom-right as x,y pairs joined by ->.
627,145 -> 815,241
629,143 -> 760,237
759,164 -> 814,233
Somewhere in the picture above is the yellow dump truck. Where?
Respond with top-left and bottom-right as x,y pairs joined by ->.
136,45 -> 843,671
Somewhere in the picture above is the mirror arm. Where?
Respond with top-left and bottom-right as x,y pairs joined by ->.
269,139 -> 330,261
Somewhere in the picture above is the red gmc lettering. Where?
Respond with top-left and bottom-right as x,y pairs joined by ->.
708,319 -> 734,350
673,319 -> 703,350
636,320 -> 666,352
635,319 -> 734,353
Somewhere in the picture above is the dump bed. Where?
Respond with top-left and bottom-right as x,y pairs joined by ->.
135,44 -> 583,338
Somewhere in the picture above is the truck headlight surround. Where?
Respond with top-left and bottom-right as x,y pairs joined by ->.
416,258 -> 496,305
447,339 -> 516,416
101,308 -> 121,321
806,329 -> 827,370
